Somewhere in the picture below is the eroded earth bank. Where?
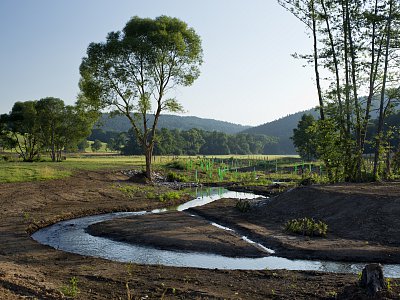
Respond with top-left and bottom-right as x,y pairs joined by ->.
1,170 -> 399,299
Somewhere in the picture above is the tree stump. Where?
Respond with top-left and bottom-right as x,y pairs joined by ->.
360,263 -> 386,295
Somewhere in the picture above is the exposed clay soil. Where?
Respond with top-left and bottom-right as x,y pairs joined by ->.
0,170 -> 399,299
188,183 -> 400,264
87,211 -> 269,258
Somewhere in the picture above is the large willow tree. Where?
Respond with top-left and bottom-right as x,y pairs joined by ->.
79,16 -> 203,181
279,0 -> 400,181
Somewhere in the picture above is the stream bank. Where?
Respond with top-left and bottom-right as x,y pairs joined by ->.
0,170 -> 399,299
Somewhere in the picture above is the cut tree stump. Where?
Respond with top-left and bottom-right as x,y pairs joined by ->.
360,263 -> 386,295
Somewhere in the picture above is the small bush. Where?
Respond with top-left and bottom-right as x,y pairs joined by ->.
165,160 -> 186,170
166,171 -> 188,182
61,276 -> 79,298
299,172 -> 329,186
116,184 -> 184,203
285,217 -> 328,237
236,199 -> 251,212
1,155 -> 13,162
158,191 -> 181,202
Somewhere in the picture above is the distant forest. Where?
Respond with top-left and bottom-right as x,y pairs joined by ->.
91,108 -> 400,156
89,110 -> 310,154
96,113 -> 251,134
91,127 -> 277,156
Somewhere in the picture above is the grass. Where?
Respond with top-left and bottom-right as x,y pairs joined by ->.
0,156 -> 145,183
0,164 -> 72,183
285,217 -> 328,237
116,184 -> 186,202
86,140 -> 116,153
0,154 -> 305,184
61,277 -> 79,298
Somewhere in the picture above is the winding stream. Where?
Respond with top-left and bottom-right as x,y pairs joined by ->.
32,188 -> 400,278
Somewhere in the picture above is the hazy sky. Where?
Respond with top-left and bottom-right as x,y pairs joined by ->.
0,0 -> 317,126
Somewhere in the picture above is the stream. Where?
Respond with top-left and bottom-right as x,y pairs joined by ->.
31,188 -> 400,278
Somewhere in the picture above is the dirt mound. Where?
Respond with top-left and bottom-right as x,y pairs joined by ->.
189,182 -> 400,263
261,183 -> 400,246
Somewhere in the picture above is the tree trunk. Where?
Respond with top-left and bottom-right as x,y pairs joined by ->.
51,124 -> 56,162
373,0 -> 393,180
144,145 -> 153,181
321,0 -> 342,124
311,0 -> 324,120
360,0 -> 380,158
342,0 -> 352,180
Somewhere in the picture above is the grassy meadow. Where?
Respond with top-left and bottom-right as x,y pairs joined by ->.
0,153 -> 311,184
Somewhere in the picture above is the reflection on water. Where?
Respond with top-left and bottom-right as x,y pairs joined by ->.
31,188 -> 400,278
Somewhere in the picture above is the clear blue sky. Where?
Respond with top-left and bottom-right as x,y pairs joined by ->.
0,0 -> 317,126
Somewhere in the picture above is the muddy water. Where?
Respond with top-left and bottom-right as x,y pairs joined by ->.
31,188 -> 400,278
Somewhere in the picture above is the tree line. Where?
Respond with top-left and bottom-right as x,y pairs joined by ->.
91,127 -> 276,156
0,98 -> 96,161
280,0 -> 400,181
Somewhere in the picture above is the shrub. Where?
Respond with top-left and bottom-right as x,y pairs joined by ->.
61,276 -> 79,298
166,171 -> 188,182
158,191 -> 181,202
285,217 -> 328,237
165,160 -> 187,170
236,199 -> 251,212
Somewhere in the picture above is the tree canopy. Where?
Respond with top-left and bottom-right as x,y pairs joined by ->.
79,15 -> 203,180
280,0 -> 400,181
1,99 -> 95,161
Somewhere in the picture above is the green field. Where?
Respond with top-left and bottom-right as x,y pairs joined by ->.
0,156 -> 144,183
0,154 -> 306,183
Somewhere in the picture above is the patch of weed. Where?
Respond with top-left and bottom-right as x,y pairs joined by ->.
285,217 -> 328,237
61,276 -> 79,298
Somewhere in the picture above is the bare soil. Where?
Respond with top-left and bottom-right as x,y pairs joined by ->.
87,211 -> 269,258
0,170 -> 399,299
188,183 -> 400,264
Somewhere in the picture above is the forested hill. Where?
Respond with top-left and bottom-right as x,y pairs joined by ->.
242,108 -> 319,154
96,113 -> 252,134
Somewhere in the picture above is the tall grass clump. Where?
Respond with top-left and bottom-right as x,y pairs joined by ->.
164,160 -> 187,170
285,217 -> 328,237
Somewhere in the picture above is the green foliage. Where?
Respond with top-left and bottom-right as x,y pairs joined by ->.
285,217 -> 328,237
165,160 -> 187,170
166,171 -> 188,182
122,127 -> 274,156
307,119 -> 346,182
2,99 -> 96,161
327,291 -> 337,299
279,0 -> 400,182
158,191 -> 181,202
299,171 -> 329,186
0,163 -> 71,183
292,114 -> 317,161
386,278 -> 392,291
116,184 -> 185,203
236,199 -> 251,212
0,156 -> 144,183
61,276 -> 79,298
79,15 -> 203,180
91,139 -> 103,152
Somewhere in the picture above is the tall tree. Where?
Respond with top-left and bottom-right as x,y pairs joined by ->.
36,97 -> 65,161
7,101 -> 41,161
79,16 -> 203,181
279,0 -> 400,181
292,114 -> 318,160
278,0 -> 325,120
373,0 -> 397,179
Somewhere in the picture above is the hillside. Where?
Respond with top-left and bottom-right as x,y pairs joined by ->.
96,113 -> 252,134
242,108 -> 319,154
